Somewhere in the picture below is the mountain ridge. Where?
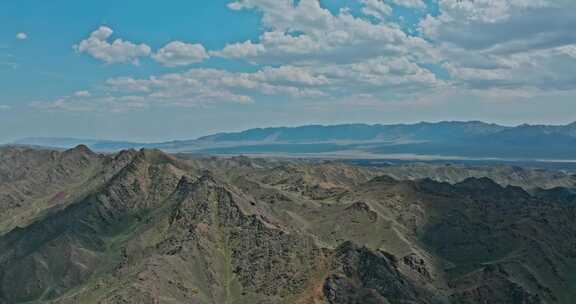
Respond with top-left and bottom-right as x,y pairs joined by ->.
9,120 -> 576,160
1,146 -> 576,303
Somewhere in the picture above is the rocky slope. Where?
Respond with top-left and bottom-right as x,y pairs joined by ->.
0,147 -> 575,303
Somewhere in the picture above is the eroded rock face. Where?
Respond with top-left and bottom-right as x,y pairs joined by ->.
1,148 -> 576,304
402,253 -> 432,281
156,174 -> 324,303
322,242 -> 440,304
0,146 -> 106,234
449,265 -> 543,304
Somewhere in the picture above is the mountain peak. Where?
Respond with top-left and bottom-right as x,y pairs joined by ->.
134,148 -> 177,164
64,144 -> 95,156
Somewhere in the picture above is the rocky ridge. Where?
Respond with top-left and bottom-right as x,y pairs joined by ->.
0,146 -> 575,303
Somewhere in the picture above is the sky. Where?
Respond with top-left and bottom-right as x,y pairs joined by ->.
0,0 -> 575,143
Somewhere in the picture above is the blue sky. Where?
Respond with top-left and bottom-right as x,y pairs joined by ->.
1,0 -> 575,143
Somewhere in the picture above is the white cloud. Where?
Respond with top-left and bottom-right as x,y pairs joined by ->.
326,56 -> 442,88
559,45 -> 576,58
227,1 -> 244,10
46,0 -> 576,113
31,94 -> 153,113
31,98 -> 92,112
35,55 -> 447,112
153,41 -> 209,67
361,0 -> 392,20
104,66 -> 328,103
253,66 -> 329,86
389,0 -> 426,9
443,44 -> 576,90
74,90 -> 91,97
212,40 -> 266,59
16,33 -> 27,40
420,0 -> 575,51
43,0 -> 448,112
74,26 -> 151,65
0,105 -> 11,111
419,0 -> 576,92
219,0 -> 437,65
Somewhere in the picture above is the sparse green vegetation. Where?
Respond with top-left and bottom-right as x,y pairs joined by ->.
1,146 -> 575,303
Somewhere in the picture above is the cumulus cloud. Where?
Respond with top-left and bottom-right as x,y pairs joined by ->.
389,0 -> 426,9
48,0 -> 576,112
104,67 -> 328,103
212,40 -> 266,59
443,45 -> 576,91
153,41 -> 209,67
35,56 -> 447,112
324,56 -> 441,89
16,33 -> 27,40
74,26 -> 151,65
206,0 -> 443,103
47,0 -> 446,112
218,0 -> 437,65
420,1 -> 576,52
253,66 -> 330,86
420,0 -> 576,92
361,0 -> 392,20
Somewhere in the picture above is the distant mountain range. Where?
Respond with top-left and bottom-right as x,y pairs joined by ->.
12,121 -> 576,160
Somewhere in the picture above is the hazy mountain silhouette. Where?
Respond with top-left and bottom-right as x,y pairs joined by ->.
12,121 -> 576,160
